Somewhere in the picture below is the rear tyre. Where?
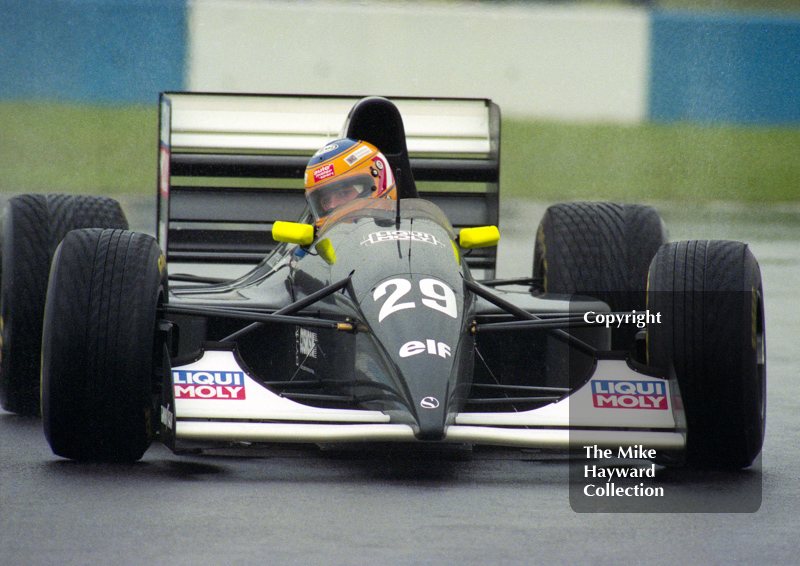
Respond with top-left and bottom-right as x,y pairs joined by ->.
533,202 -> 665,350
647,240 -> 766,469
41,229 -> 167,462
0,195 -> 128,415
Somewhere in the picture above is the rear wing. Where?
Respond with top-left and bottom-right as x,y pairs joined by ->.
158,93 -> 501,278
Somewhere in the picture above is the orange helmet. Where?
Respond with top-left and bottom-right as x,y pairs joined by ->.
304,138 -> 396,223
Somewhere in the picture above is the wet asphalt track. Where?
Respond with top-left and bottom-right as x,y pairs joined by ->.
2,197 -> 799,565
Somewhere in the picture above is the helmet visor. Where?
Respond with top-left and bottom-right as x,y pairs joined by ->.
307,174 -> 376,219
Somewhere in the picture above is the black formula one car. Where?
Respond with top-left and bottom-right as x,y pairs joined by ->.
0,95 -> 765,470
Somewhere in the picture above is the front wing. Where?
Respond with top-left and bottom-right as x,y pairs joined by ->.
159,349 -> 685,454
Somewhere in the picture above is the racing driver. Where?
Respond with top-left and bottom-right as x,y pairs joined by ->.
304,138 -> 396,225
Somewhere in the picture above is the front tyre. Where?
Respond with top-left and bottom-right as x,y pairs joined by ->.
41,229 -> 167,462
533,202 -> 666,350
647,240 -> 766,469
0,194 -> 128,415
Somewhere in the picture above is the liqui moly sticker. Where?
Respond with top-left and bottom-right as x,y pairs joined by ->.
173,370 -> 246,400
591,380 -> 668,410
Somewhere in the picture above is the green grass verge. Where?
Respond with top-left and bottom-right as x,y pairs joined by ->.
2,101 -> 799,201
1,101 -> 158,195
502,118 -> 800,202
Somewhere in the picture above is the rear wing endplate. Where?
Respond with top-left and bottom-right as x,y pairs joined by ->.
158,93 -> 501,278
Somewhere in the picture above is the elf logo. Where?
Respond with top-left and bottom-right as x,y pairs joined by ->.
399,339 -> 451,359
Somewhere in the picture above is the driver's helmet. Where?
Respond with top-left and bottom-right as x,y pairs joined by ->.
304,138 -> 396,223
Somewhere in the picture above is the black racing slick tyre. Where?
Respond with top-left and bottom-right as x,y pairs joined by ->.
533,202 -> 666,350
41,229 -> 167,462
0,194 -> 128,415
647,240 -> 766,469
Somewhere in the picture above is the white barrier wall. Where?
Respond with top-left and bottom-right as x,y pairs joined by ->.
187,0 -> 650,122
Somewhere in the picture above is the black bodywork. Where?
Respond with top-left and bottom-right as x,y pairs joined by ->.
164,196 -> 607,442
160,96 -> 608,443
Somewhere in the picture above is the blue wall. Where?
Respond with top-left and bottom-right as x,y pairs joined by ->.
0,0 -> 186,104
649,11 -> 800,124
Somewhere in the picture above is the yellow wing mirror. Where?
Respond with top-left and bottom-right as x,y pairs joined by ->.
272,221 -> 314,246
458,226 -> 500,249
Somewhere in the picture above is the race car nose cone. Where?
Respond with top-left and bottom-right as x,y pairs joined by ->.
415,396 -> 448,441
385,336 -> 466,443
